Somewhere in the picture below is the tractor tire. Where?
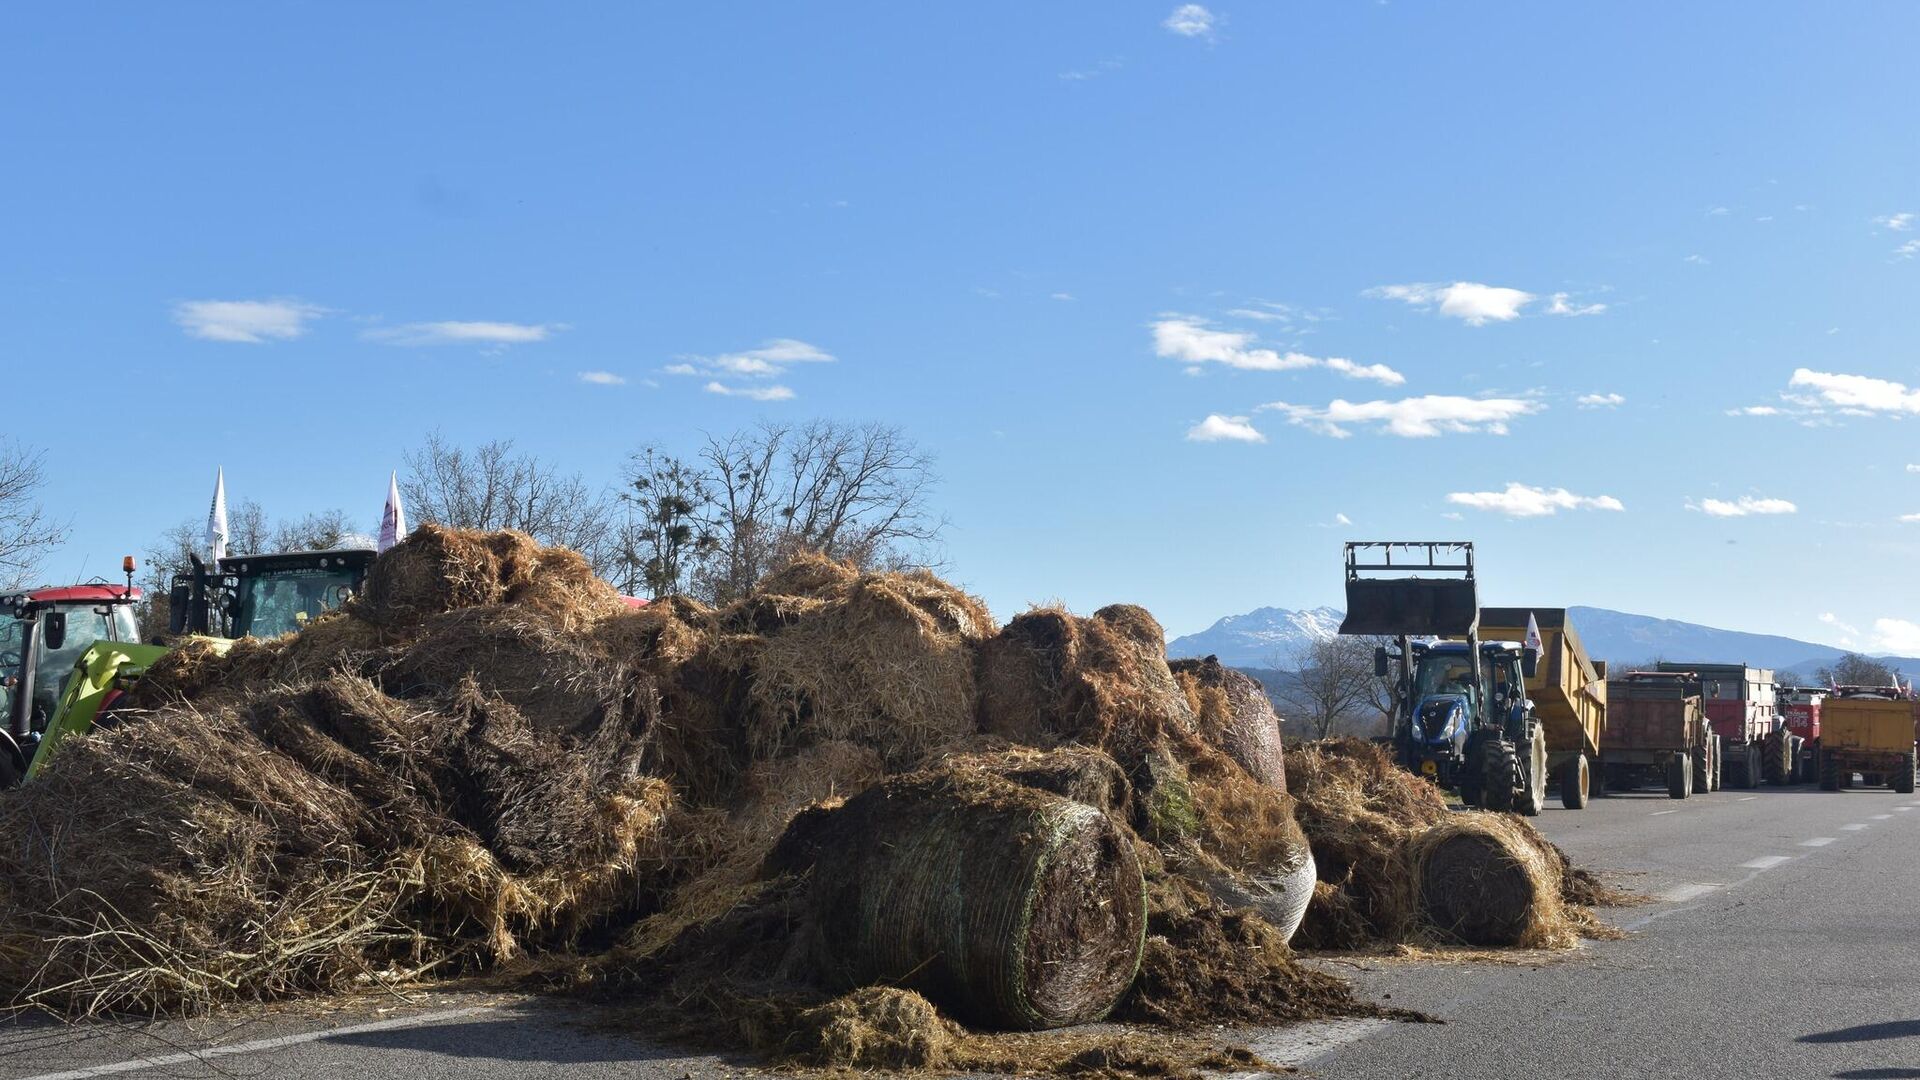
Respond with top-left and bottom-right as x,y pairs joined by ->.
1516,725 -> 1547,817
1480,737 -> 1517,813
1560,754 -> 1591,810
1896,753 -> 1917,795
1763,729 -> 1791,786
1667,750 -> 1693,800
1458,780 -> 1482,808
1787,736 -> 1806,784
1692,741 -> 1711,794
1709,736 -> 1723,792
1743,744 -> 1762,790
0,747 -> 21,791
1819,749 -> 1841,791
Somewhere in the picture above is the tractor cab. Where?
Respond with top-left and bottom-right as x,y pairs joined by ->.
0,564 -> 142,785
171,547 -> 377,639
1406,639 -> 1532,756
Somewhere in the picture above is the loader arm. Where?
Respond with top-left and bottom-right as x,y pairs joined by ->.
24,641 -> 177,781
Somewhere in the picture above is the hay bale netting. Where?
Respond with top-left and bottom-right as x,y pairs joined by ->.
358,524 -> 623,629
1169,655 -> 1287,789
1410,813 -> 1573,949
769,761 -> 1147,1031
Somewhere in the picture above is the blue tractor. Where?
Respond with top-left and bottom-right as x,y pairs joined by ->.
1340,542 -> 1546,815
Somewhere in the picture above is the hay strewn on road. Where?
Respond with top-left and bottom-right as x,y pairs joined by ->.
0,529 -> 1625,1075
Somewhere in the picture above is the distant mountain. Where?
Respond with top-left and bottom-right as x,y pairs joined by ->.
1168,603 -> 1920,682
1164,606 -> 1340,667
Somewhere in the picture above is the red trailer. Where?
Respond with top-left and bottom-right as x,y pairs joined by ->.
1654,663 -> 1789,788
1778,686 -> 1825,784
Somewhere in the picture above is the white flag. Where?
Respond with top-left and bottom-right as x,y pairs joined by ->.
1524,611 -> 1543,655
205,467 -> 230,564
378,471 -> 408,553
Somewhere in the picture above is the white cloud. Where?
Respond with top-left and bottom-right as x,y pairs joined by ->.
1684,254 -> 1710,264
1874,617 -> 1920,654
1051,292 -> 1075,301
1163,4 -> 1214,37
1708,206 -> 1730,216
1898,239 -> 1920,259
1877,212 -> 1914,232
662,363 -> 700,376
577,371 -> 625,386
1729,405 -> 1781,416
1334,512 -> 1353,526
1789,368 -> 1920,414
1446,483 -> 1625,518
704,381 -> 796,402
1908,464 -> 1920,473
1259,394 -> 1542,438
1151,317 -> 1403,384
1547,292 -> 1607,317
1687,495 -> 1798,517
1186,414 -> 1265,443
1821,612 -> 1862,637
1225,306 -> 1290,322
173,298 -> 325,343
1577,392 -> 1625,408
1365,282 -> 1535,325
364,320 -> 558,347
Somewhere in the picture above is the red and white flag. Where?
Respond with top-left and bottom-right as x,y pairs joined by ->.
1525,611 -> 1543,655
378,471 -> 408,554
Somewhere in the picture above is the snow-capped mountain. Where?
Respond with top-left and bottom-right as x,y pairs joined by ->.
1165,606 -> 1343,667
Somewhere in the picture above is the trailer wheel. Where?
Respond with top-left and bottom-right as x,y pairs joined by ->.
1516,726 -> 1547,817
1896,753 -> 1917,795
1819,748 -> 1840,791
1787,736 -> 1806,784
1480,737 -> 1516,812
1560,754 -> 1591,809
1667,751 -> 1693,800
1762,729 -> 1791,786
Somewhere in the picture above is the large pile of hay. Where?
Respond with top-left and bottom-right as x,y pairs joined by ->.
0,531 -> 1623,1073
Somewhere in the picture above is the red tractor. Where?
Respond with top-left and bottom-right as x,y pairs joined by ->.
0,562 -> 143,786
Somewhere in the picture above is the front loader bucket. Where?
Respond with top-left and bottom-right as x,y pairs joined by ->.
1340,578 -> 1479,637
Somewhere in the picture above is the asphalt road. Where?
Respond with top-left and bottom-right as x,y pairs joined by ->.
2,780 -> 1915,1080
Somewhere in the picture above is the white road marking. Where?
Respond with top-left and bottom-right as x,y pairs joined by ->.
14,1006 -> 492,1080
1650,809 -> 1679,816
1801,837 -> 1837,846
1898,807 -> 1914,812
1737,796 -> 1757,802
1741,855 -> 1792,869
1871,814 -> 1894,820
1246,1018 -> 1396,1068
1841,823 -> 1870,831
1661,883 -> 1721,902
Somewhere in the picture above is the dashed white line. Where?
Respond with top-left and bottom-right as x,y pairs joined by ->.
1741,855 -> 1792,870
1650,809 -> 1679,816
1871,814 -> 1894,820
1898,807 -> 1914,813
15,1007 -> 492,1080
1661,883 -> 1721,902
1737,796 -> 1758,802
1841,823 -> 1870,831
1247,1018 -> 1396,1068
1801,837 -> 1837,847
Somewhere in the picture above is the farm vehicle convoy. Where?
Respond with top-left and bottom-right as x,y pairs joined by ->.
1343,540 -> 1917,807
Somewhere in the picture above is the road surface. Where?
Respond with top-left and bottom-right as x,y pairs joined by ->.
2,782 -> 1915,1079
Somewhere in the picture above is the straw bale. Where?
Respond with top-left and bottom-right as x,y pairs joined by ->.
1410,813 -> 1571,949
359,525 -> 620,629
1169,655 -> 1287,789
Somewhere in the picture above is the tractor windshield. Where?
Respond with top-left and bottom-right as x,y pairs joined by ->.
1413,653 -> 1477,705
232,569 -> 360,639
0,604 -> 127,733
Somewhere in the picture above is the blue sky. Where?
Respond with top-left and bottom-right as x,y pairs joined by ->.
6,3 -> 1920,649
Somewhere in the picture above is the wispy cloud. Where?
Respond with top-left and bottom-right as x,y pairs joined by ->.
1365,282 -> 1536,325
1059,57 -> 1124,82
1151,317 -> 1403,384
1577,392 -> 1625,408
704,381 -> 795,402
364,320 -> 559,347
1684,254 -> 1710,265
1186,414 -> 1264,443
1873,617 -> 1920,654
578,371 -> 625,386
668,338 -> 835,399
174,298 -> 325,343
1547,292 -> 1607,317
1707,206 -> 1731,216
1789,368 -> 1920,414
1050,292 -> 1075,301
1876,212 -> 1914,232
1728,405 -> 1781,416
1820,612 -> 1861,638
1446,483 -> 1624,518
1898,239 -> 1920,259
1687,495 -> 1797,517
1259,395 -> 1542,438
1163,4 -> 1215,38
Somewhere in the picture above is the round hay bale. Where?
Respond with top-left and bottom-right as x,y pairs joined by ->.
1091,603 -> 1165,651
755,553 -> 860,599
1411,814 -> 1569,948
976,607 -> 1194,760
379,607 -> 625,734
1170,656 -> 1287,789
359,526 -> 621,629
770,766 -> 1147,1031
789,987 -> 959,1070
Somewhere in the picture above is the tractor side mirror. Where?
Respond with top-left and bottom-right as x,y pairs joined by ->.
1374,646 -> 1390,678
168,582 -> 191,634
42,612 -> 66,652
1522,649 -> 1539,679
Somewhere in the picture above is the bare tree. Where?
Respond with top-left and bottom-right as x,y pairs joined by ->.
1275,635 -> 1390,740
693,420 -> 942,603
400,433 -> 617,574
270,509 -> 360,553
614,446 -> 717,598
1817,652 -> 1899,688
0,441 -> 68,589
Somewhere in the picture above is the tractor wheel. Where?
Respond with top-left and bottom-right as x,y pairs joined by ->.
0,747 -> 21,790
1896,753 -> 1917,795
1709,736 -> 1723,792
1788,736 -> 1806,784
1667,750 -> 1693,799
1763,729 -> 1791,786
1480,737 -> 1517,813
1516,726 -> 1547,817
1819,749 -> 1841,791
1743,744 -> 1762,790
1560,754 -> 1591,810
1692,740 -> 1711,793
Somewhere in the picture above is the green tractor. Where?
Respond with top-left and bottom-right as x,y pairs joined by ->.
169,546 -> 377,639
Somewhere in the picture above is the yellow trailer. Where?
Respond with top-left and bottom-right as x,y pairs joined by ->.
1819,688 -> 1918,793
1481,608 -> 1607,808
